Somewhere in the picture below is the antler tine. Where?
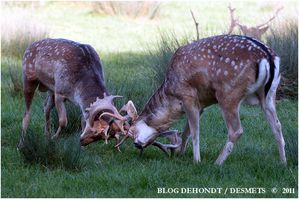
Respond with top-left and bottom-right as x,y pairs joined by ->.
227,3 -> 239,34
152,141 -> 169,156
114,134 -> 129,148
99,112 -> 126,121
152,141 -> 181,157
256,6 -> 283,29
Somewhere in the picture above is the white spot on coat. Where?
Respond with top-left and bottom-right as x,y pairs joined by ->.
216,68 -> 221,76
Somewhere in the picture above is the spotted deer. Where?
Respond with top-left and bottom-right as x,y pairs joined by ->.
20,38 -> 126,148
107,34 -> 286,165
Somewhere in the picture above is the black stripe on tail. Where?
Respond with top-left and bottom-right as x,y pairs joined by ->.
234,35 -> 275,96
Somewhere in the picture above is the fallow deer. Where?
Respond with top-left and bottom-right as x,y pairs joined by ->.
20,38 -> 126,148
106,34 -> 286,165
227,4 -> 283,40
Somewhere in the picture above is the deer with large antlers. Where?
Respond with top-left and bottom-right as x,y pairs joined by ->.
106,34 -> 286,165
227,4 -> 283,40
20,38 -> 126,148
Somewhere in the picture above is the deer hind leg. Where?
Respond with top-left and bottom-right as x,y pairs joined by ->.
19,80 -> 38,148
215,101 -> 243,165
44,92 -> 55,138
52,94 -> 67,140
261,95 -> 286,164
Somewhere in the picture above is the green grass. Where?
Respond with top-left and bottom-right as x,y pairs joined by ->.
1,1 -> 298,198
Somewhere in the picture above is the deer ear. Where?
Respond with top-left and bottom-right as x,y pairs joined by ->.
126,100 -> 138,121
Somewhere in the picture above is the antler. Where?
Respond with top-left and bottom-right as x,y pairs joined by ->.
228,4 -> 283,39
152,141 -> 181,156
227,3 -> 239,34
86,93 -> 124,127
115,134 -> 129,148
255,6 -> 283,29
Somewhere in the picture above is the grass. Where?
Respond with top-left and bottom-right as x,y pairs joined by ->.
265,18 -> 298,74
2,89 -> 298,197
90,1 -> 161,20
1,1 -> 298,198
19,129 -> 85,171
265,18 -> 298,99
145,31 -> 190,85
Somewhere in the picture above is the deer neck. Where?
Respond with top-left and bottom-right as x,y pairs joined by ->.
139,84 -> 183,132
74,79 -> 109,118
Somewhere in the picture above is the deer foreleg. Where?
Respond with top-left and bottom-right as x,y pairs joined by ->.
183,99 -> 201,163
44,92 -> 55,138
52,94 -> 67,140
19,80 -> 38,149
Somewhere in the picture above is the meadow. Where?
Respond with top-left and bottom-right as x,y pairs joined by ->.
1,1 -> 298,198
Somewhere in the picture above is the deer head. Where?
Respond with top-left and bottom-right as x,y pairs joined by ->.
107,100 -> 182,156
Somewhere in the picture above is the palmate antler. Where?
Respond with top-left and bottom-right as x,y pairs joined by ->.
227,4 -> 283,39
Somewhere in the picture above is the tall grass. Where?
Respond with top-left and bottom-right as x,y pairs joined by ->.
265,18 -> 298,74
1,8 -> 48,59
19,129 -> 86,171
145,32 -> 190,86
265,18 -> 298,99
1,58 -> 23,96
91,1 -> 161,20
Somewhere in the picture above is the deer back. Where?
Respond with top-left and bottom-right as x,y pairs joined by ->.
23,38 -> 107,105
164,35 -> 277,106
